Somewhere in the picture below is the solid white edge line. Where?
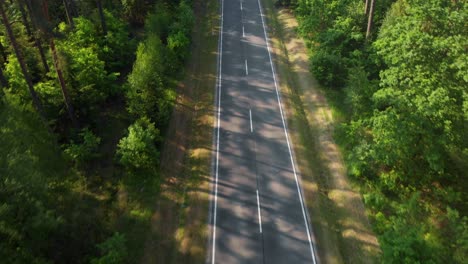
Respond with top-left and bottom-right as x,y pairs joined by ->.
256,0 -> 317,263
245,59 -> 248,75
249,109 -> 253,132
256,189 -> 263,233
211,0 -> 224,263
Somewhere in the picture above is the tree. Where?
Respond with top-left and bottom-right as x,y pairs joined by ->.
0,95 -> 64,263
96,0 -> 107,35
366,0 -> 375,39
63,0 -> 75,28
0,0 -> 46,120
91,233 -> 128,264
39,0 -> 79,127
126,35 -> 166,118
23,0 -> 50,73
116,116 -> 161,176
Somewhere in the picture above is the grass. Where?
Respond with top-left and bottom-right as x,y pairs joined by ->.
260,1 -> 381,263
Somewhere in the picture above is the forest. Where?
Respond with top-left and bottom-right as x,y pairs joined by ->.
0,0 -> 193,262
276,0 -> 467,262
1,0 -> 467,263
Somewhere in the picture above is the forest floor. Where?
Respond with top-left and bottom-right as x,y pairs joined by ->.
261,1 -> 381,263
140,0 -> 219,263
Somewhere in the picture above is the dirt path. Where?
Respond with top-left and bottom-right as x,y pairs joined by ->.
263,2 -> 381,263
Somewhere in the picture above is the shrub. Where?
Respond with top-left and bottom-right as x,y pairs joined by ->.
64,128 -> 101,166
310,49 -> 347,88
91,233 -> 127,264
116,117 -> 160,176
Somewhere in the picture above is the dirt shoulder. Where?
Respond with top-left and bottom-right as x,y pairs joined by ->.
140,0 -> 219,263
261,1 -> 381,263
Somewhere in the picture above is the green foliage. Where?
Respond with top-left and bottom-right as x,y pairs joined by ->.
0,95 -> 64,263
167,0 -> 195,63
310,49 -> 347,88
64,128 -> 101,166
344,66 -> 377,117
3,55 -> 29,102
121,0 -> 148,25
117,117 -> 161,176
126,35 -> 166,118
57,18 -> 120,116
296,0 -> 467,262
1,1 -> 195,263
91,233 -> 128,264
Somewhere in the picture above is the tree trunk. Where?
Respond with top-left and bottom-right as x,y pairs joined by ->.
63,0 -> 74,28
366,0 -> 375,39
42,0 -> 79,128
49,38 -> 78,128
96,0 -> 107,35
23,0 -> 50,73
17,0 -> 32,37
365,0 -> 369,15
0,42 -> 7,62
0,65 -> 8,88
0,2 -> 46,120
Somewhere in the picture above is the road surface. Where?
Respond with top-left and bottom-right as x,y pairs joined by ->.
208,0 -> 318,263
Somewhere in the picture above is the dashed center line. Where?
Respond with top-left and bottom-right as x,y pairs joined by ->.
245,59 -> 248,75
249,109 -> 253,132
256,189 -> 262,233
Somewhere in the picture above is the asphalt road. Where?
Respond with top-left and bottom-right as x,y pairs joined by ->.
208,0 -> 318,263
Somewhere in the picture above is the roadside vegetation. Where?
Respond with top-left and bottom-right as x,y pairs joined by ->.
276,0 -> 467,262
0,0 -> 194,262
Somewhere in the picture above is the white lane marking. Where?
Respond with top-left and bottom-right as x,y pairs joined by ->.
240,0 -> 243,11
256,189 -> 262,233
245,59 -> 248,75
211,0 -> 224,263
242,25 -> 245,37
249,109 -> 253,132
256,0 -> 317,263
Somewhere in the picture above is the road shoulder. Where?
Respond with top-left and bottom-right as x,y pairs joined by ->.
140,0 -> 219,263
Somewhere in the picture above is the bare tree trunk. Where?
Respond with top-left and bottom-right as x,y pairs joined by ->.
366,0 -> 375,39
96,0 -> 107,35
365,0 -> 369,15
63,0 -> 74,28
23,0 -> 50,73
42,0 -> 79,128
0,2 -> 46,120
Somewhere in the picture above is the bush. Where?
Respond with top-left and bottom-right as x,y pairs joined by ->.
91,233 -> 127,264
310,49 -> 347,88
116,117 -> 160,176
64,128 -> 101,167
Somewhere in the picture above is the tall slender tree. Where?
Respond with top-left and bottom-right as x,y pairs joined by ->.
366,0 -> 375,39
63,0 -> 74,28
96,0 -> 107,35
40,0 -> 78,128
21,0 -> 50,73
0,0 -> 46,120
